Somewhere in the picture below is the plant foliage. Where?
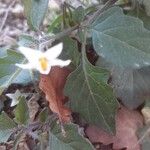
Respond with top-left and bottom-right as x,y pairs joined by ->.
1,0 -> 150,149
65,48 -> 118,133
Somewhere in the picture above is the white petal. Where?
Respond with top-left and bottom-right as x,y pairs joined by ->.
11,100 -> 19,107
6,93 -> 19,107
15,63 -> 34,69
18,46 -> 42,62
51,59 -> 71,67
45,43 -> 63,59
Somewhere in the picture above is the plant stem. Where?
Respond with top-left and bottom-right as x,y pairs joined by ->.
39,24 -> 79,47
86,0 -> 118,25
40,0 -> 118,47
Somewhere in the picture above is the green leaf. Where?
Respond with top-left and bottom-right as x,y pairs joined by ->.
0,112 -> 17,143
72,6 -> 85,23
62,37 -> 80,67
97,55 -> 150,108
48,15 -> 63,33
127,7 -> 150,31
0,47 -> 8,57
0,50 -> 32,95
92,6 -> 150,69
14,96 -> 29,125
49,121 -> 94,150
65,49 -> 118,133
112,67 -> 150,109
18,34 -> 39,48
22,0 -> 49,30
39,108 -> 48,123
92,6 -> 150,108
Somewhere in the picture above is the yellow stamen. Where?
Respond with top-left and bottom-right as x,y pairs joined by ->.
39,57 -> 48,71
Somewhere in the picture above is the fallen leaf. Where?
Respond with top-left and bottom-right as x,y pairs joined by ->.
39,66 -> 71,123
0,145 -> 6,150
27,95 -> 39,122
86,106 -> 143,150
18,141 -> 30,150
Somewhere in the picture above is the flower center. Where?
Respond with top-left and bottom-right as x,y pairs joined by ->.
39,57 -> 48,71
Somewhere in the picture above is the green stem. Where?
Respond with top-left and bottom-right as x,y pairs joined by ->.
39,0 -> 118,47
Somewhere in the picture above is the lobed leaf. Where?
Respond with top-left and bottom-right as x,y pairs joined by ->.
49,121 -> 94,150
92,6 -> 150,69
65,49 -> 118,133
92,6 -> 150,108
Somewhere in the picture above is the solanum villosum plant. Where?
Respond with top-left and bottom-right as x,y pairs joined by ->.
1,0 -> 150,149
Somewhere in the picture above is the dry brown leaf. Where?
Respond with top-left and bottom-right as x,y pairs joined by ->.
17,141 -> 30,150
0,145 -> 6,150
39,66 -> 71,123
27,95 -> 39,122
86,106 -> 143,150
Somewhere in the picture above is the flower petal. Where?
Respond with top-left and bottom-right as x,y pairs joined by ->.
45,43 -> 63,59
15,63 -> 34,69
50,59 -> 71,67
11,100 -> 19,107
18,46 -> 42,62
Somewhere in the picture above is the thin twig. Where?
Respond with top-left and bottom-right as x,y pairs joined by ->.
39,24 -> 79,47
39,0 -> 117,48
0,0 -> 16,33
86,0 -> 118,25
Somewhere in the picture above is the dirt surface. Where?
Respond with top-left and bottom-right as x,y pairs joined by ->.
0,0 -> 29,47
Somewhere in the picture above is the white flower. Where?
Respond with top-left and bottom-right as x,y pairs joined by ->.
6,90 -> 29,107
16,43 -> 71,74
